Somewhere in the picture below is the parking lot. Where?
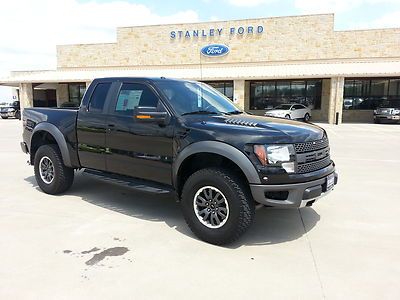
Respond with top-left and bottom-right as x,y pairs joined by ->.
0,119 -> 399,299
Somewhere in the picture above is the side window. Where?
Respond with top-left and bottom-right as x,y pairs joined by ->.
294,104 -> 303,110
114,83 -> 159,115
88,82 -> 111,112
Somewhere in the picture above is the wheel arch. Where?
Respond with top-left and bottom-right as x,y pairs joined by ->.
173,141 -> 261,195
30,123 -> 72,167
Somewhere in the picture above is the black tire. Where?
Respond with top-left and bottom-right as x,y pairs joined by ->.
181,168 -> 255,245
374,118 -> 381,124
304,113 -> 310,122
34,144 -> 74,194
1,116 -> 8,119
15,111 -> 21,120
285,114 -> 291,119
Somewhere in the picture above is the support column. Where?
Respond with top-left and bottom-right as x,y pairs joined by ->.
19,83 -> 33,111
233,80 -> 245,110
328,77 -> 345,124
56,83 -> 69,107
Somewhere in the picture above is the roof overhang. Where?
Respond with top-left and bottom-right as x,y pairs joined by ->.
1,60 -> 400,86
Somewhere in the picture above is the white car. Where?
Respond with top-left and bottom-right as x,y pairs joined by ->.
264,104 -> 311,121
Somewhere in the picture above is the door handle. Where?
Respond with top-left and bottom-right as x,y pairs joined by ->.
107,124 -> 115,133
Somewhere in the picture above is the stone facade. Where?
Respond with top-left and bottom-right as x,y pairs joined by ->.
57,14 -> 400,69
12,14 -> 400,124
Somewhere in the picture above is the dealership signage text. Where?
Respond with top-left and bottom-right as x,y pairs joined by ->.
170,25 -> 264,39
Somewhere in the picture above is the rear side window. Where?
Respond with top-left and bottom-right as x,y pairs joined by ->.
89,82 -> 111,112
114,83 -> 159,115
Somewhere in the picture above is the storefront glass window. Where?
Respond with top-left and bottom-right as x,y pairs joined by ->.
68,83 -> 86,106
203,81 -> 234,100
249,79 -> 322,110
343,78 -> 400,110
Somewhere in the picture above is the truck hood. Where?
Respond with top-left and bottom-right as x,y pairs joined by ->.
183,113 -> 325,144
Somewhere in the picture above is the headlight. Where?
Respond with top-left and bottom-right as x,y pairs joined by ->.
373,110 -> 377,114
253,144 -> 296,173
7,108 -> 15,112
393,109 -> 400,114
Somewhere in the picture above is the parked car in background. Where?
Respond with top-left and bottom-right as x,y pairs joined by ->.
374,102 -> 400,123
264,103 -> 311,121
1,101 -> 21,120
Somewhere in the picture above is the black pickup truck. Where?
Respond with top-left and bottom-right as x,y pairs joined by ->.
21,77 -> 338,245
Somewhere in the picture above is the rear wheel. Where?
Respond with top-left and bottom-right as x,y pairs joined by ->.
15,111 -> 21,120
34,144 -> 74,194
181,168 -> 255,245
304,113 -> 310,122
285,114 -> 291,119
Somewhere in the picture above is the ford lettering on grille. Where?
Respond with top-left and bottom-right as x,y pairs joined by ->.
200,44 -> 229,57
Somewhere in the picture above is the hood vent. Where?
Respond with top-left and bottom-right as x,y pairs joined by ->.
225,118 -> 258,127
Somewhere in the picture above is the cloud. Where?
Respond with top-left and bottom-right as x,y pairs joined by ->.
0,0 -> 199,74
350,10 -> 400,29
294,0 -> 400,14
228,0 -> 276,7
0,0 -> 198,101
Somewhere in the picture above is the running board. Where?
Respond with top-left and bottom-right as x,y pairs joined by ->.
83,169 -> 174,194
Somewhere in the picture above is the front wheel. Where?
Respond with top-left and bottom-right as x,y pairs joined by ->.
285,114 -> 291,119
181,168 -> 255,245
34,144 -> 74,194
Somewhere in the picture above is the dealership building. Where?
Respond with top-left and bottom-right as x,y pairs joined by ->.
1,13 -> 400,124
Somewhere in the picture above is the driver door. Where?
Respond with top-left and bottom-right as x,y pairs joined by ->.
105,81 -> 174,185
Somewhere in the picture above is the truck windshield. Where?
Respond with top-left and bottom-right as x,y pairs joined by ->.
155,81 -> 241,116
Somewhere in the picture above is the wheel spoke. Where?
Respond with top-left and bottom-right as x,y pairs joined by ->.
196,196 -> 208,207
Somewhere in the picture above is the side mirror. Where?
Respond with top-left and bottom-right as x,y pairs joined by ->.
134,106 -> 168,125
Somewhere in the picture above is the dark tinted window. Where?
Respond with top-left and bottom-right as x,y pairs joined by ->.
68,83 -> 86,105
343,78 -> 400,110
89,82 -> 111,112
202,81 -> 234,100
114,83 -> 159,115
294,104 -> 304,109
250,79 -> 322,110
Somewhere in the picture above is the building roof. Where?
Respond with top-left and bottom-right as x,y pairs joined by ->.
2,60 -> 400,86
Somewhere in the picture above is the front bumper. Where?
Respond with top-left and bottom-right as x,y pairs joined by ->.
250,172 -> 338,208
1,112 -> 15,118
374,114 -> 400,121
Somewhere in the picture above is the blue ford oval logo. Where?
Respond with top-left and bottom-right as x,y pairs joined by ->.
200,44 -> 229,57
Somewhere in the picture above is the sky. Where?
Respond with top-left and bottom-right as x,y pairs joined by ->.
1,0 -> 400,101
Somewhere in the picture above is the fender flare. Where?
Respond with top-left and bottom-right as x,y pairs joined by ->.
173,141 -> 261,187
31,122 -> 72,167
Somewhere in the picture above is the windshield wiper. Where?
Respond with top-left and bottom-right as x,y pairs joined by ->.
181,110 -> 219,116
225,110 -> 243,115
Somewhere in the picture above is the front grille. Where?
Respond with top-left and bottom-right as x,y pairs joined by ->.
294,138 -> 331,173
297,156 -> 331,174
294,138 -> 329,153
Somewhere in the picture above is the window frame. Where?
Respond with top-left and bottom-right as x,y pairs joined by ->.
107,81 -> 168,117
